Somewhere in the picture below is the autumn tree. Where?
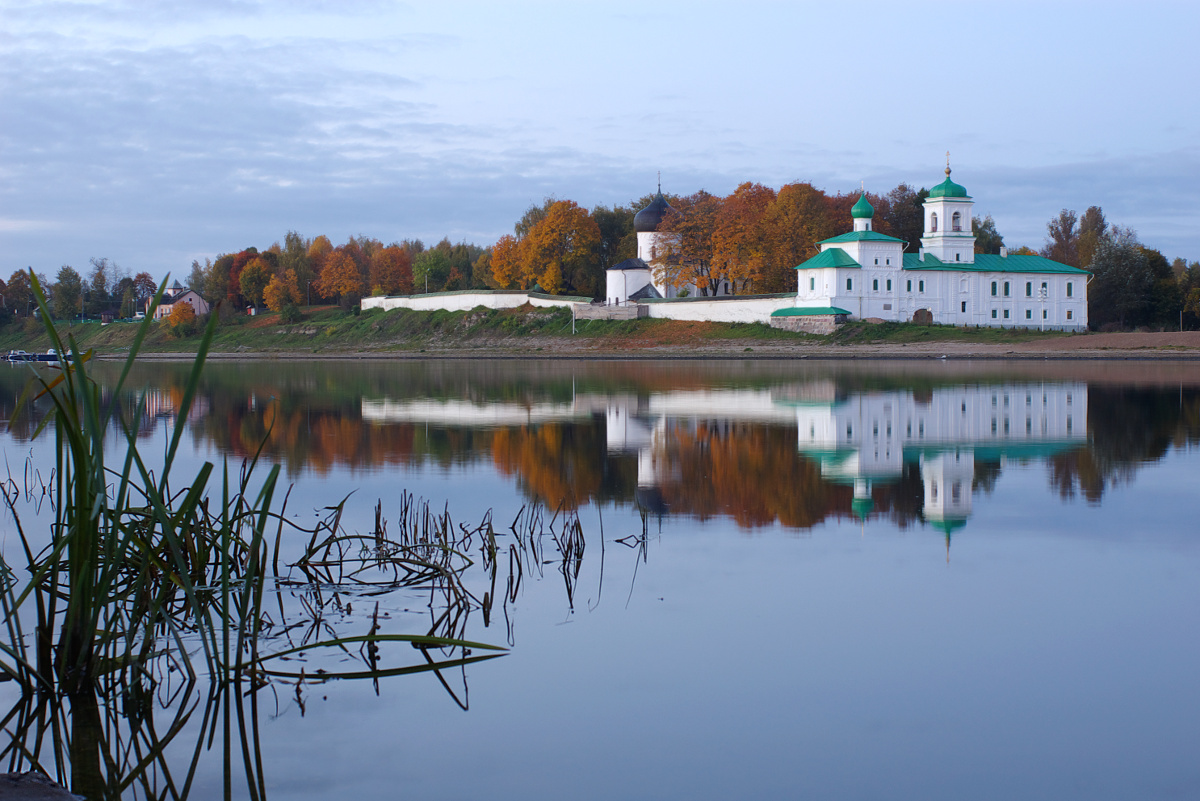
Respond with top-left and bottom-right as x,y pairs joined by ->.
167,301 -> 197,337
659,191 -> 722,296
306,236 -> 333,302
757,183 -> 839,293
5,271 -> 34,316
711,182 -> 776,293
314,250 -> 365,308
520,200 -> 601,295
264,269 -> 303,312
369,245 -> 414,295
443,266 -> 466,291
490,235 -> 522,289
239,256 -> 271,309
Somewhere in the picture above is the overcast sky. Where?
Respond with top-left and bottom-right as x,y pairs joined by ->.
3,0 -> 1199,281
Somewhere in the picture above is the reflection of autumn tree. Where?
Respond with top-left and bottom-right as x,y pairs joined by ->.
491,425 -> 607,510
652,423 -> 846,528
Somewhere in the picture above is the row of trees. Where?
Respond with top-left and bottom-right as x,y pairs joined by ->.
185,233 -> 489,315
0,259 -> 159,321
488,184 -> 1009,298
1039,206 -> 1199,330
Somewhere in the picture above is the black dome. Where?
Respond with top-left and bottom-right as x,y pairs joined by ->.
634,192 -> 673,233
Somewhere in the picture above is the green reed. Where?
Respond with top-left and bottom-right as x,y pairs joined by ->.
0,275 -> 507,797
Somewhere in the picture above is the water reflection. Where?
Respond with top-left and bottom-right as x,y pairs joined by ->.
3,360 -> 1198,536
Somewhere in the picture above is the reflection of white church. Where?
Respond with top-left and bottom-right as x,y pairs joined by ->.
793,382 -> 1087,533
362,381 -> 1087,538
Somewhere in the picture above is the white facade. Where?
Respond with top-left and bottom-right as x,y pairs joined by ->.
794,167 -> 1090,331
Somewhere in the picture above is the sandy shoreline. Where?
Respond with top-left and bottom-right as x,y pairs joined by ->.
114,330 -> 1200,361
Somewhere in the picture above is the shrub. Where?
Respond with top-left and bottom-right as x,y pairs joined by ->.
167,302 -> 198,337
279,304 -> 303,324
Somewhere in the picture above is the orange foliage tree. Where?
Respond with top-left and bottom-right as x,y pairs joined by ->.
314,250 -> 366,308
488,201 -> 601,295
306,236 -> 333,302
658,191 -> 722,296
369,245 -> 414,295
712,182 -> 776,294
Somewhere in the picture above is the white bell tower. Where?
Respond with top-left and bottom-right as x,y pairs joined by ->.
920,154 -> 976,264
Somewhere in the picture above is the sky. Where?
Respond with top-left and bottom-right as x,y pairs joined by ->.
3,0 -> 1199,282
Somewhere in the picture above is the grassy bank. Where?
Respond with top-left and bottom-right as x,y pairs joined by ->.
0,303 -> 1084,356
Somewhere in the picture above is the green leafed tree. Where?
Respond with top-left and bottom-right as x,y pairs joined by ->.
53,265 -> 83,321
972,215 -> 1005,255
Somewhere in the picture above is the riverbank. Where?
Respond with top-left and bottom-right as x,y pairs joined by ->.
3,305 -> 1199,360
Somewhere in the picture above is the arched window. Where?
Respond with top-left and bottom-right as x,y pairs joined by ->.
952,211 -> 962,232
930,212 -> 938,232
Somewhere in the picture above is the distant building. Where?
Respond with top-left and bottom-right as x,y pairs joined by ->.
154,280 -> 210,320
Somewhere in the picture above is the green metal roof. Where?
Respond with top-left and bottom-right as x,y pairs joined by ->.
795,248 -> 860,270
851,497 -> 875,519
770,306 -> 851,317
819,230 -> 904,245
901,253 -> 1089,275
928,175 -> 969,198
851,194 -> 874,219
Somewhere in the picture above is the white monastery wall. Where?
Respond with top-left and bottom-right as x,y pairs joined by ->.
643,296 -> 795,323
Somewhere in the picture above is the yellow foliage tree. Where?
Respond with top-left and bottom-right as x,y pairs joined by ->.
264,269 -> 303,312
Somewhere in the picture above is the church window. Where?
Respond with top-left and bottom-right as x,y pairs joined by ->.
1026,309 -> 1032,319
952,482 -> 962,502
874,258 -> 879,265
931,481 -> 938,502
1067,416 -> 1073,434
931,213 -> 938,232
919,280 -> 925,292
1067,282 -> 1073,297
952,212 -> 962,232
991,281 -> 997,296
1041,282 -> 1048,294
1043,309 -> 1048,319
847,278 -> 853,291
1004,309 -> 1010,319
961,301 -> 967,313
907,280 -> 912,292
1066,310 -> 1073,320
991,309 -> 997,319
809,277 -> 815,291
1004,281 -> 1010,297
956,253 -> 961,261
1026,282 -> 1033,297
651,246 -> 657,260
886,279 -> 892,291
873,279 -> 878,291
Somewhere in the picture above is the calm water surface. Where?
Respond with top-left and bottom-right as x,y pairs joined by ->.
2,359 -> 1198,800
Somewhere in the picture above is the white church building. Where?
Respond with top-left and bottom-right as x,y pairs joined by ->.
790,164 -> 1089,330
